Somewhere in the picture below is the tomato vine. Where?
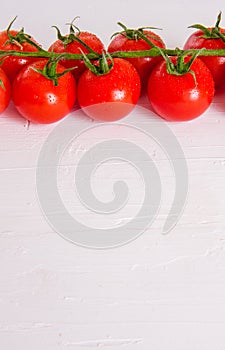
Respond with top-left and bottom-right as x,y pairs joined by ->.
0,13 -> 225,123
2,13 -> 225,62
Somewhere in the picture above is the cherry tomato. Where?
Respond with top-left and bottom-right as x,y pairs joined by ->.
0,68 -> 11,115
184,26 -> 225,87
148,57 -> 215,121
49,32 -> 104,81
12,60 -> 76,124
77,58 -> 141,121
0,29 -> 41,83
108,28 -> 165,88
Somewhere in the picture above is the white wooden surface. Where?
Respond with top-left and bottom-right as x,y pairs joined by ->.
1,1 -> 225,348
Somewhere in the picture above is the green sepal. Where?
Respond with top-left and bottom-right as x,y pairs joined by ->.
81,50 -> 114,76
158,46 -> 205,83
188,12 -> 225,42
32,55 -> 76,86
0,79 -> 5,91
5,16 -> 42,51
188,24 -> 212,37
52,17 -> 99,55
51,25 -> 75,48
111,21 -> 163,48
66,16 -> 81,36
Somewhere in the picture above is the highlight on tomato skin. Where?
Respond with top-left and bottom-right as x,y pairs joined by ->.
0,68 -> 11,115
77,58 -> 141,121
12,60 -> 77,124
147,57 -> 215,122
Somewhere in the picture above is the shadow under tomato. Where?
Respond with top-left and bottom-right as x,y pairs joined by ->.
80,102 -> 138,122
212,84 -> 225,113
2,101 -> 27,123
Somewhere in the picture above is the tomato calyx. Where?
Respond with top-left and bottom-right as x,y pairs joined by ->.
52,17 -> 81,48
188,12 -> 225,42
111,22 -> 163,48
32,56 -> 76,86
5,17 -> 42,51
0,79 -> 5,91
81,50 -> 114,76
52,17 -> 98,55
159,47 -> 205,81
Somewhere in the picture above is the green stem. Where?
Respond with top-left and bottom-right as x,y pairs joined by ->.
2,47 -> 225,60
109,48 -> 225,58
0,49 -> 100,60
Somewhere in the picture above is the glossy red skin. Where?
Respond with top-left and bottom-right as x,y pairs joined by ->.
108,30 -> 165,88
0,68 -> 11,115
0,30 -> 40,83
48,32 -> 104,81
184,28 -> 225,87
77,58 -> 141,121
12,60 -> 76,124
148,57 -> 215,121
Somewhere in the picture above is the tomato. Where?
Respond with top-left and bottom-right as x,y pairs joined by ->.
0,29 -> 41,83
49,32 -> 104,81
77,58 -> 141,121
184,29 -> 225,88
108,27 -> 165,88
147,57 -> 215,121
0,68 -> 11,115
12,60 -> 76,124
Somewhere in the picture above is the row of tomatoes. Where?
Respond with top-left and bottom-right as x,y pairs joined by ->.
0,18 -> 225,123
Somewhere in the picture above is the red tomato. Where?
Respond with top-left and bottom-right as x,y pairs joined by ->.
12,60 -> 76,124
0,29 -> 41,83
184,28 -> 225,87
0,68 -> 11,115
49,32 -> 104,81
108,29 -> 165,88
77,58 -> 141,121
148,57 -> 215,121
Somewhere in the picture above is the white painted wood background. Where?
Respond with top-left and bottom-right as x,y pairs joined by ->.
1,0 -> 225,348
